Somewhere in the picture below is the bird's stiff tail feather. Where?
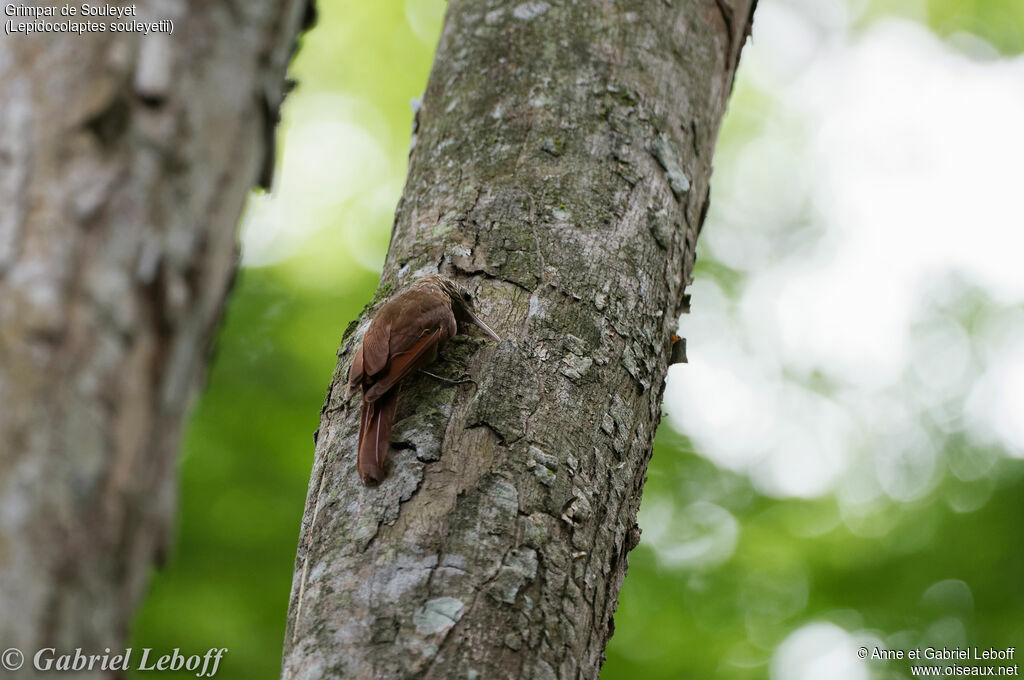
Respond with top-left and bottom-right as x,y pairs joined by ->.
357,388 -> 399,484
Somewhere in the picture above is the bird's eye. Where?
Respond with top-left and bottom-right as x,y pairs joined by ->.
462,291 -> 472,302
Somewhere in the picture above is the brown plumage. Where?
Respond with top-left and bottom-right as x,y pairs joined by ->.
345,274 -> 500,484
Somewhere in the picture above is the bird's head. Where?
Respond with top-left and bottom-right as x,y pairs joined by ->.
417,274 -> 501,341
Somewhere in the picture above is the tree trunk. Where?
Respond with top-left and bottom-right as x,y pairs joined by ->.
283,1 -> 755,678
0,0 -> 310,666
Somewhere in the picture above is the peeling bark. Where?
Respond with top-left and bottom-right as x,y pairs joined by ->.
0,0 -> 310,666
283,1 -> 756,678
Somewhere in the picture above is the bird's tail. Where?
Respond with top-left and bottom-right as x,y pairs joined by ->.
357,388 -> 399,484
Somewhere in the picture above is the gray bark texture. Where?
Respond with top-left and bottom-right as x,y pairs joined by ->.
0,0 -> 310,667
283,1 -> 755,678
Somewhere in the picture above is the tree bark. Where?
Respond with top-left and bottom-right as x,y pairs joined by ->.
283,1 -> 755,678
0,0 -> 310,666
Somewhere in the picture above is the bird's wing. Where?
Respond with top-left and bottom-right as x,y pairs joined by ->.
361,317 -> 392,377
360,294 -> 456,401
364,321 -> 451,402
363,294 -> 446,379
346,344 -> 365,399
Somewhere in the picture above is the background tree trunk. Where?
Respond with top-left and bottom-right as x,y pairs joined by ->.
283,1 -> 756,677
0,0 -> 310,665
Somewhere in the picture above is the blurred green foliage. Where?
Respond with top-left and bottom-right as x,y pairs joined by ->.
927,0 -> 1024,54
603,431 -> 1024,679
861,0 -> 1024,55
130,1 -> 1024,678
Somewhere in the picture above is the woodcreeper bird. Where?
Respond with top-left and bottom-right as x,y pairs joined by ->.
345,274 -> 500,484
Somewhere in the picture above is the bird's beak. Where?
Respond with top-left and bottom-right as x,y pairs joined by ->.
465,308 -> 501,342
